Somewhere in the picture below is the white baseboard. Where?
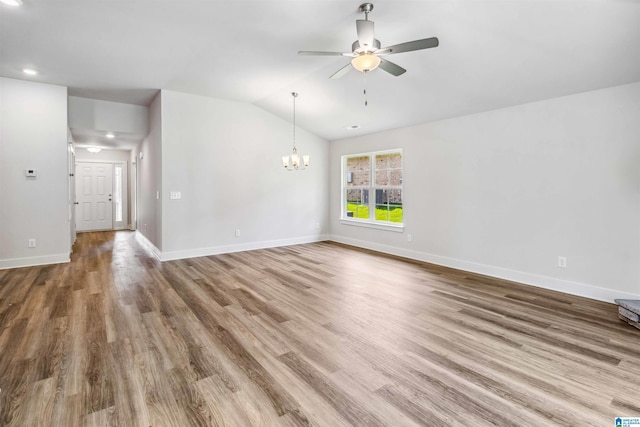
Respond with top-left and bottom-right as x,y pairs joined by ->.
135,231 -> 330,262
0,253 -> 70,270
159,234 -> 331,261
329,235 -> 639,303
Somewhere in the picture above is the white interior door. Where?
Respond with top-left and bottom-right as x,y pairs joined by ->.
76,162 -> 113,231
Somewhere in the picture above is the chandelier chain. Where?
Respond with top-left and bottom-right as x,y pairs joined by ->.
292,92 -> 296,150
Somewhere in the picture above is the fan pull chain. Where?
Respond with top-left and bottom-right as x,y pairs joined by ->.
364,70 -> 368,107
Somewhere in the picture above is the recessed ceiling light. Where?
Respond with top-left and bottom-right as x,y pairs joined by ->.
0,0 -> 23,6
105,133 -> 115,139
22,68 -> 37,76
346,124 -> 360,130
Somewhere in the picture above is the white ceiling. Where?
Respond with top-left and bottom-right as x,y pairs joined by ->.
2,0 -> 639,147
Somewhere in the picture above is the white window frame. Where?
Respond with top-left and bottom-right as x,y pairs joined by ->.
340,149 -> 404,232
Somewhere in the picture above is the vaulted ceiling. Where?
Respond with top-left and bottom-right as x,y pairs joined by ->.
2,0 -> 639,146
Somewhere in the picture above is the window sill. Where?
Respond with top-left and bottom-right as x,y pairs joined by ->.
340,218 -> 405,232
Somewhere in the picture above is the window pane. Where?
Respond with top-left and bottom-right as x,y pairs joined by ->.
375,189 -> 388,205
375,189 -> 402,223
349,171 -> 370,187
375,170 -> 389,186
388,189 -> 402,205
376,153 -> 402,186
346,156 -> 370,186
389,152 -> 401,168
390,168 -> 402,186
375,154 -> 389,186
375,189 -> 389,222
375,205 -> 390,221
389,189 -> 402,223
390,152 -> 402,186
376,154 -> 389,170
114,165 -> 123,222
346,189 -> 370,219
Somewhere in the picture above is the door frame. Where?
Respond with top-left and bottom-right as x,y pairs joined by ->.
74,159 -> 129,231
131,159 -> 137,230
68,140 -> 76,247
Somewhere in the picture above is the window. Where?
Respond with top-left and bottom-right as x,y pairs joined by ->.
114,164 -> 123,223
342,150 -> 403,229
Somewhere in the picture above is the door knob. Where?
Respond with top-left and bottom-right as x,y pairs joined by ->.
74,202 -> 79,205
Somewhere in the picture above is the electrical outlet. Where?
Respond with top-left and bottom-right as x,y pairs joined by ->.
235,229 -> 241,237
407,234 -> 412,242
28,239 -> 36,248
558,256 -> 567,268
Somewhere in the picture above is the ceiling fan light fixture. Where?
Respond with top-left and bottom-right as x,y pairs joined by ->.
299,3 -> 439,79
351,54 -> 381,72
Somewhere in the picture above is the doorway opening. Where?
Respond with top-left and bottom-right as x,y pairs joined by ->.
75,159 -> 129,232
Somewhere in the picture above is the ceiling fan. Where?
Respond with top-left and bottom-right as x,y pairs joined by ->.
299,3 -> 439,79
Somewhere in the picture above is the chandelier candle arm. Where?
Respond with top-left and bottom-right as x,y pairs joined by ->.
282,92 -> 310,171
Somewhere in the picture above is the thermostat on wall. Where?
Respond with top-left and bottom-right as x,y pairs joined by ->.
25,169 -> 37,177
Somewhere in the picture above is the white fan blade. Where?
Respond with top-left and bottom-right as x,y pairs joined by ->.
356,19 -> 375,50
329,63 -> 353,79
298,51 -> 353,56
379,37 -> 439,55
379,59 -> 406,76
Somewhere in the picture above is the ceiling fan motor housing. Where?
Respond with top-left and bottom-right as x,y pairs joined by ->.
352,39 -> 381,54
359,3 -> 374,14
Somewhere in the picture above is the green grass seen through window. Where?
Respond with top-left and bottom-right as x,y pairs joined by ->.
346,203 -> 370,219
346,203 -> 403,223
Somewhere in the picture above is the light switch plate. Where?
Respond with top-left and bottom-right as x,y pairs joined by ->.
170,191 -> 181,200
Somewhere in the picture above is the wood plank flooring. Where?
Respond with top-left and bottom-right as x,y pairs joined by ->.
0,231 -> 638,426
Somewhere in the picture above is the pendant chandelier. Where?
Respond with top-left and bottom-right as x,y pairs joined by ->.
282,92 -> 309,171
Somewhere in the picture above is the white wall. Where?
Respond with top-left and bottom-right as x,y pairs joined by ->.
0,77 -> 70,268
330,82 -> 640,302
159,90 -> 329,259
132,93 -> 162,252
76,148 -> 130,162
68,96 -> 148,136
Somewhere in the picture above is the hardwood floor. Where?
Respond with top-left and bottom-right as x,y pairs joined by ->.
0,231 -> 638,426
